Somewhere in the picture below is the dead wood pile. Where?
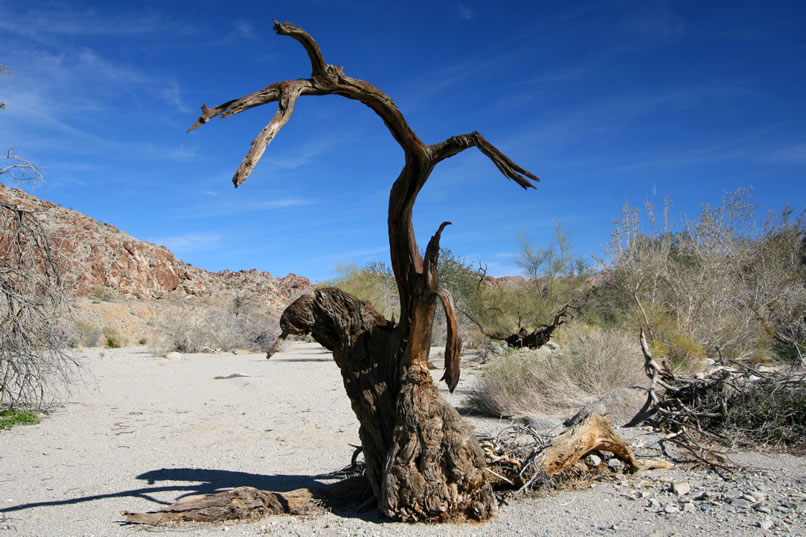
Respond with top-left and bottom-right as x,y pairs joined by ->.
637,330 -> 806,456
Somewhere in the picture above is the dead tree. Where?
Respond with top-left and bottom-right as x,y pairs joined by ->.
130,21 -> 537,523
462,303 -> 577,349
199,21 -> 538,522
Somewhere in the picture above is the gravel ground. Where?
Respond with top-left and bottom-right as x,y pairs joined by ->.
1,342 -> 804,536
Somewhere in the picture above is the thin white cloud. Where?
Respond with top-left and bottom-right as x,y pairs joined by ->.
179,198 -> 315,219
0,4 -> 194,40
623,1 -> 686,43
769,142 -> 806,163
168,145 -> 198,161
456,3 -> 475,21
233,20 -> 258,41
156,80 -> 191,114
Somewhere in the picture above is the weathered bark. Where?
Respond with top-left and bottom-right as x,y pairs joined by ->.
182,21 -> 537,522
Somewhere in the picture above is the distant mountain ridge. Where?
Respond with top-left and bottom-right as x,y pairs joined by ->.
0,183 -> 311,304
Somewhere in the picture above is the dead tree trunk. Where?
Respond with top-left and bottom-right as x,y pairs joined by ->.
183,21 -> 538,522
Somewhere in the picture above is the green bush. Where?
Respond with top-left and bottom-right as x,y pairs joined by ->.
600,190 -> 805,365
0,408 -> 40,429
724,376 -> 806,450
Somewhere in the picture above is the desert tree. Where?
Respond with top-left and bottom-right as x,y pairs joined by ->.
1,156 -> 78,408
187,21 -> 538,521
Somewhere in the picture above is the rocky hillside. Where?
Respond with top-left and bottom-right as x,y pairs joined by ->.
0,183 -> 311,305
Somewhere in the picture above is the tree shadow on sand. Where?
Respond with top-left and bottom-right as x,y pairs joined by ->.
0,467 -> 375,521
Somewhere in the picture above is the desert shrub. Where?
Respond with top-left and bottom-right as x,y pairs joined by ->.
70,320 -> 102,348
154,297 -> 280,354
601,190 -> 805,364
468,325 -> 645,417
89,286 -> 117,303
516,222 -> 589,320
102,326 -> 126,348
458,223 -> 589,348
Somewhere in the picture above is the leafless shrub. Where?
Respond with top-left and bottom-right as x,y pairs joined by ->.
604,189 -> 805,366
153,296 -> 280,354
0,194 -> 78,408
1,149 -> 44,188
468,326 -> 645,417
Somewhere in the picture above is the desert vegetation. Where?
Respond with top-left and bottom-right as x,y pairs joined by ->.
329,189 -> 805,441
152,294 -> 280,354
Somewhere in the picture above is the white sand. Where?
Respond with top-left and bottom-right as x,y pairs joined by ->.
1,342 -> 804,536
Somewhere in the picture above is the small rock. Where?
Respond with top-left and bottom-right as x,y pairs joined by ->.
607,458 -> 623,470
165,351 -> 183,360
216,373 -> 250,379
681,502 -> 695,513
732,498 -> 752,509
672,482 -> 692,497
664,503 -> 680,514
647,498 -> 661,510
756,506 -> 772,514
692,491 -> 710,501
743,493 -> 758,503
700,504 -> 712,512
757,520 -> 774,530
587,454 -> 602,467
231,349 -> 239,355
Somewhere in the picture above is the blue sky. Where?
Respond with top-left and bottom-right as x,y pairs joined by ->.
1,1 -> 804,282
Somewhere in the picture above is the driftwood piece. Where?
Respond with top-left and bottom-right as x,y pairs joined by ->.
483,414 -> 672,491
123,487 -> 315,524
179,20 -> 538,523
538,414 -> 667,475
124,476 -> 372,525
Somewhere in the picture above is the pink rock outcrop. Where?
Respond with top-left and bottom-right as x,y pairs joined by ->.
0,183 -> 312,303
